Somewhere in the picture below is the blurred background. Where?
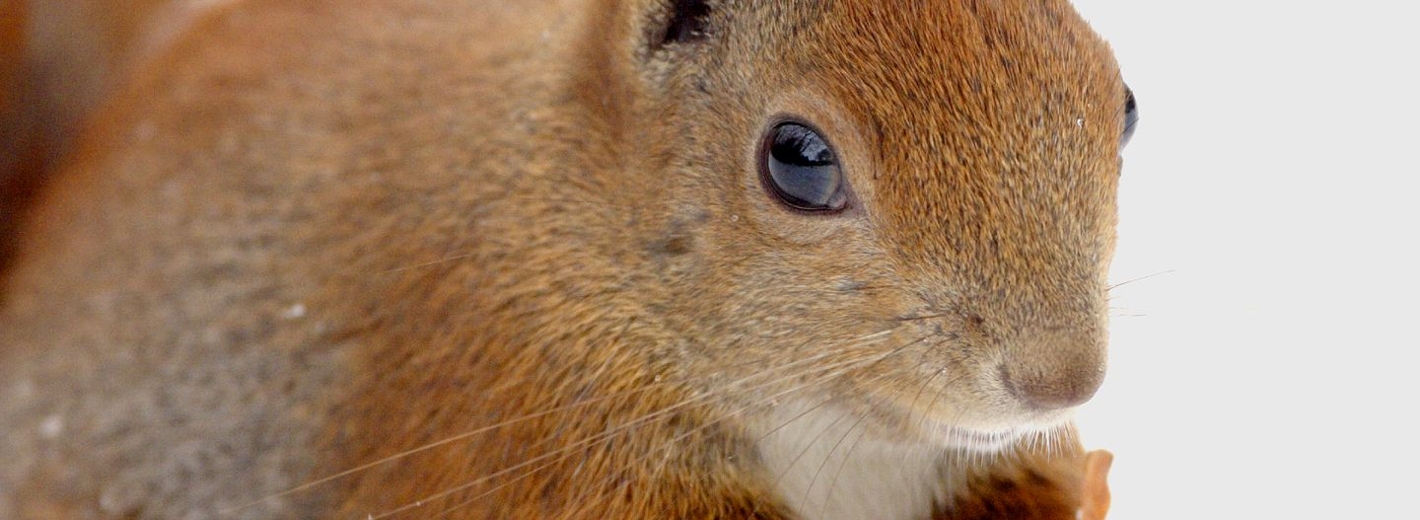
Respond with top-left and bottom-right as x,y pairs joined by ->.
1071,1 -> 1420,518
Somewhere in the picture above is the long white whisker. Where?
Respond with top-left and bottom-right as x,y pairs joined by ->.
386,337 -> 912,519
798,409 -> 869,514
553,344 -> 911,520
820,417 -> 871,520
225,331 -> 897,515
1107,269 -> 1174,291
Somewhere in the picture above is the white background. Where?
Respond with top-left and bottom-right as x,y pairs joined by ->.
1070,1 -> 1420,518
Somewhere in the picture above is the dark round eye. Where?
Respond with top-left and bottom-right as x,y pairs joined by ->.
1121,85 -> 1139,147
760,122 -> 847,212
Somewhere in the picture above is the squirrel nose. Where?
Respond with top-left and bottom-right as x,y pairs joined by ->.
998,338 -> 1106,411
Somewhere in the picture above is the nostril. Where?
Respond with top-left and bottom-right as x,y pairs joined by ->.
999,362 -> 1104,411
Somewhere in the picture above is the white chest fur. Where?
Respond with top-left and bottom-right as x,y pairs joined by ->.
753,400 -> 949,520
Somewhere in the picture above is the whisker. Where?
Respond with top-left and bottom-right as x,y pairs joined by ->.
226,330 -> 899,515
799,409 -> 870,514
811,345 -> 946,518
1108,269 -> 1174,291
759,337 -> 935,514
570,333 -> 911,519
820,416 -> 871,520
219,392 -> 633,514
422,353 -> 895,519
768,398 -> 854,494
619,342 -> 924,517
379,252 -> 482,274
905,344 -> 951,431
893,313 -> 948,322
388,340 -> 911,519
549,348 -> 903,520
754,334 -> 933,443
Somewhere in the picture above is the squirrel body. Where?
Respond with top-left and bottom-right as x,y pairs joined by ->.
0,1 -> 1127,518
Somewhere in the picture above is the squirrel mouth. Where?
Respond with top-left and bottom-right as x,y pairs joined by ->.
938,426 -> 1027,452
933,413 -> 1072,453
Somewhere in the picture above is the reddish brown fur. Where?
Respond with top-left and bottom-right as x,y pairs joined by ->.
0,0 -> 1127,518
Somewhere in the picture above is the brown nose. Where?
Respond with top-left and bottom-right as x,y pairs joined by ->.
999,338 -> 1106,411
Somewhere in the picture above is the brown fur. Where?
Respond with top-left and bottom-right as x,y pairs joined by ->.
1,0 -> 194,277
0,0 -> 1128,518
1,0 -> 35,276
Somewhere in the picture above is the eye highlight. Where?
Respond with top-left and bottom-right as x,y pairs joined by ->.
759,121 -> 847,212
1121,85 -> 1139,147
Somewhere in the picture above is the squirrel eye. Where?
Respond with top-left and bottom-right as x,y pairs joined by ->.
1121,85 -> 1139,148
760,122 -> 847,212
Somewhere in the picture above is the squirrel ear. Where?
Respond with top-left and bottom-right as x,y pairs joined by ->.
656,0 -> 712,49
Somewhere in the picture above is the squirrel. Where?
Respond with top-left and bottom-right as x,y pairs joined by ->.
0,1 -> 1132,518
